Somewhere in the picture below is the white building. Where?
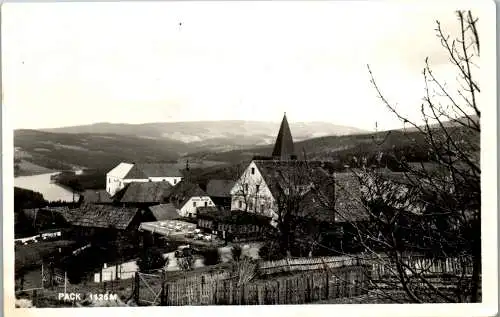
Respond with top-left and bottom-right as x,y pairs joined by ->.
230,159 -> 339,225
106,162 -> 185,196
106,162 -> 134,196
167,181 -> 215,218
230,160 -> 276,218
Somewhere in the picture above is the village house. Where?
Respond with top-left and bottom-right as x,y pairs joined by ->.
166,180 -> 215,218
106,162 -> 186,196
230,160 -> 339,220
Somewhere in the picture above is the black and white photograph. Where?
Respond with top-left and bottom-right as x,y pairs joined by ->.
2,0 -> 497,315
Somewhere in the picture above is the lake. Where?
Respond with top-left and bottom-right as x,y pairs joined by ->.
14,172 -> 80,202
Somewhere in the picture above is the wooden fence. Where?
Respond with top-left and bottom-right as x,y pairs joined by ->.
134,270 -> 232,305
134,254 -> 474,306
162,264 -> 369,306
369,255 -> 473,280
258,255 -> 360,276
258,255 -> 473,280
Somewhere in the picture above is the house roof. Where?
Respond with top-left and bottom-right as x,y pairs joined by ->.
253,160 -> 336,199
149,203 -> 179,221
271,114 -> 295,160
124,163 -> 184,179
250,161 -> 370,223
196,206 -> 221,214
167,181 -> 208,209
119,181 -> 174,204
82,189 -> 114,204
332,172 -> 370,222
107,162 -> 134,179
55,204 -> 140,229
206,179 -> 236,198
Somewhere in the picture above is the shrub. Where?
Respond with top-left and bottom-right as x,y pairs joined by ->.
202,248 -> 221,266
231,245 -> 242,261
178,255 -> 195,271
136,247 -> 168,272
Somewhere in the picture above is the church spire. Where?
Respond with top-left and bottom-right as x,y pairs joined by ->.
272,113 -> 296,160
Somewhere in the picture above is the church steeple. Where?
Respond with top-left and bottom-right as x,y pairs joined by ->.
272,113 -> 296,160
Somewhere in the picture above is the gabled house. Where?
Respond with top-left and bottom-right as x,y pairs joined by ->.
229,160 -> 337,222
166,181 -> 215,218
205,179 -> 236,209
106,162 -> 186,196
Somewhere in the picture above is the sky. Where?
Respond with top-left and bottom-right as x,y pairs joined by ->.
2,1 -> 484,131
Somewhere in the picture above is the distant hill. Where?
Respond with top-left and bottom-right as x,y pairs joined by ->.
15,117 -> 478,177
14,129 -> 195,172
187,123 -> 480,167
41,120 -> 367,151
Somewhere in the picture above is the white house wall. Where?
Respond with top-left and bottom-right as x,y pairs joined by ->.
230,161 -> 277,219
106,175 -> 125,196
179,196 -> 215,218
148,177 -> 182,186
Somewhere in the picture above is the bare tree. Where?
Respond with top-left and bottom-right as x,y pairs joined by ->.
266,160 -> 336,258
335,10 -> 481,303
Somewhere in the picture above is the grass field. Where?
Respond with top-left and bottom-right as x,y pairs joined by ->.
15,240 -> 77,272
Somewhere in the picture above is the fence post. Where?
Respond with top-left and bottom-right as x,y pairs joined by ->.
200,275 -> 205,305
33,290 -> 37,307
276,279 -> 280,304
134,272 -> 140,304
160,270 -> 166,305
41,263 -> 44,289
325,270 -> 330,299
240,283 -> 245,305
229,280 -> 233,304
213,280 -> 218,305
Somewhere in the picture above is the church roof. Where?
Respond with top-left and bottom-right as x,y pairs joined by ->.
271,114 -> 295,160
